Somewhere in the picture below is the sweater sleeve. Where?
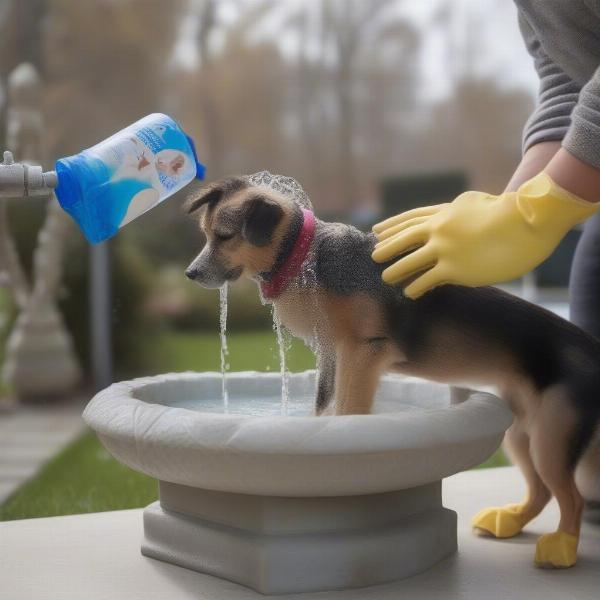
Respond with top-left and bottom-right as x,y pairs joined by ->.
563,64 -> 600,169
518,13 -> 581,155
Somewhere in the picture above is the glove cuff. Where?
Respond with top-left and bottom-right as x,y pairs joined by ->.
516,172 -> 600,231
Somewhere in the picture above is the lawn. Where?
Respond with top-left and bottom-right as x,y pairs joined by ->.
0,431 -> 157,521
145,328 -> 316,373
0,329 -> 507,522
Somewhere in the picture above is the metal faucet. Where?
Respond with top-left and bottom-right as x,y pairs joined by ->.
0,150 -> 58,198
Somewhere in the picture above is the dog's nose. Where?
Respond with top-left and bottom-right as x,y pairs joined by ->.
185,267 -> 200,280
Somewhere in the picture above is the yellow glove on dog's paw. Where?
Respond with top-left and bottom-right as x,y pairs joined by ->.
535,531 -> 579,568
471,504 -> 527,538
372,173 -> 600,298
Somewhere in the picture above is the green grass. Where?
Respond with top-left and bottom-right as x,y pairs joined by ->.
0,329 -> 507,521
0,431 -> 157,521
145,329 -> 316,374
476,448 -> 508,469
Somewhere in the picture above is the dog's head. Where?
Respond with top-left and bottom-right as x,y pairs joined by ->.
185,176 -> 296,288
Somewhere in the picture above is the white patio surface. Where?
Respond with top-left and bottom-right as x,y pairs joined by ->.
0,401 -> 86,504
1,466 -> 599,600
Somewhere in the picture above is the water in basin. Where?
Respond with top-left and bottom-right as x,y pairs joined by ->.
172,393 -> 315,416
168,390 -> 445,417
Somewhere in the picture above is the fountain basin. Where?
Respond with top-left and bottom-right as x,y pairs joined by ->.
83,371 -> 512,594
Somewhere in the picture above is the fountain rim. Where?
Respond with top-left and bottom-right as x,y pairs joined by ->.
83,370 -> 513,458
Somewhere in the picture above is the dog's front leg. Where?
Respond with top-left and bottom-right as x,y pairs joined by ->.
315,349 -> 336,416
333,340 -> 385,415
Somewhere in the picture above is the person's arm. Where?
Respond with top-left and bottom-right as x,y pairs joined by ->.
516,14 -> 580,168
505,140 -> 560,192
545,147 -> 600,203
512,12 -> 600,202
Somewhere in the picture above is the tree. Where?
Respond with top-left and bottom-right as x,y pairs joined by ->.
42,0 -> 183,159
0,0 -> 47,150
321,0 -> 411,210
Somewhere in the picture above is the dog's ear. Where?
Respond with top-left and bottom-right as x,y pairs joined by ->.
185,177 -> 248,214
185,185 -> 221,214
242,195 -> 284,247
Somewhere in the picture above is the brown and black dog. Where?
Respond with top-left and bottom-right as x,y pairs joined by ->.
185,174 -> 600,569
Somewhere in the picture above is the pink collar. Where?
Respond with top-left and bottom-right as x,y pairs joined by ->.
260,209 -> 316,300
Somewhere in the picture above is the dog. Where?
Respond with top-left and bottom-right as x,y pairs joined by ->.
185,173 -> 600,569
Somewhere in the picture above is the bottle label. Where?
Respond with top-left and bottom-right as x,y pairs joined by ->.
87,114 -> 197,226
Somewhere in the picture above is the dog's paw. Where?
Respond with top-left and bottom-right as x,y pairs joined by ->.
534,531 -> 578,568
471,504 -> 526,538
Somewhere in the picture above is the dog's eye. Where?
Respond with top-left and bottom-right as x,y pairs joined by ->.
215,232 -> 235,242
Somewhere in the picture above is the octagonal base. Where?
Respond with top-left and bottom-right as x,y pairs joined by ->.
141,480 -> 457,595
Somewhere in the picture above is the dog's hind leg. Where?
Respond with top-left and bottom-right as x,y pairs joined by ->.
333,340 -> 386,415
529,386 -> 587,568
472,418 -> 550,538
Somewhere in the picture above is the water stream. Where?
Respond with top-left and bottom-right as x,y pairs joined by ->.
273,309 -> 290,415
219,283 -> 229,413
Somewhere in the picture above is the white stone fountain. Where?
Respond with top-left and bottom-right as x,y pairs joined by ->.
83,370 -> 512,595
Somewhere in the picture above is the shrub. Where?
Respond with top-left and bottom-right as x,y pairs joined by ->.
59,234 -> 160,379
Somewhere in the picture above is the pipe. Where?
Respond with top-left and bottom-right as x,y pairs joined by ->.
0,150 -> 57,198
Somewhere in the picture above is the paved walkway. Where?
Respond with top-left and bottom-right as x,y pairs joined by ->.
0,401 -> 86,504
1,467 -> 599,599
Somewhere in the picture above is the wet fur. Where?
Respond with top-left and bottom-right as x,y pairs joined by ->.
187,177 -> 600,547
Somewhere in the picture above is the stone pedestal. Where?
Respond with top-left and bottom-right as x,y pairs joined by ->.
3,302 -> 81,400
142,480 -> 457,595
84,372 -> 512,595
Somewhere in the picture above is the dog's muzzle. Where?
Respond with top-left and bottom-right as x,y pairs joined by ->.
186,251 -> 242,288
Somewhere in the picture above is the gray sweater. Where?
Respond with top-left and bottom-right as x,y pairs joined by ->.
516,0 -> 600,168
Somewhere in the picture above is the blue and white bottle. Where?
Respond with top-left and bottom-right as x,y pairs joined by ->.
55,113 -> 205,244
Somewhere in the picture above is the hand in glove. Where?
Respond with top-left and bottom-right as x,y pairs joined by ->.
371,173 -> 599,298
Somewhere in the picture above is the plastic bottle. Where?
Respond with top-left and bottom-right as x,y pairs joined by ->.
54,113 -> 205,244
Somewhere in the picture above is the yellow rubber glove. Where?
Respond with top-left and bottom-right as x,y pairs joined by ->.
371,172 -> 600,298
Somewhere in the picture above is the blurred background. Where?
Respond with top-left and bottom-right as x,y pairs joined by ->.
0,0 -> 559,519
